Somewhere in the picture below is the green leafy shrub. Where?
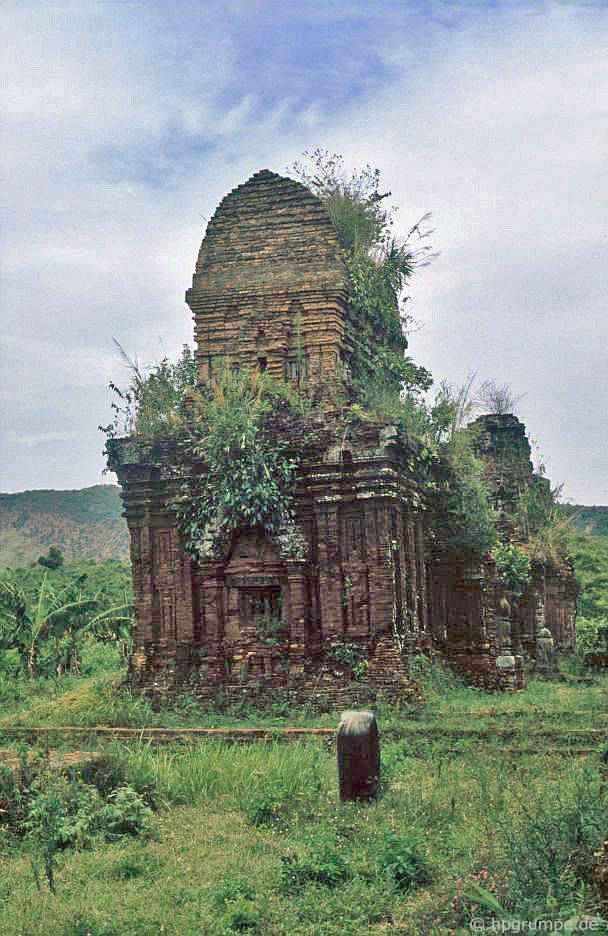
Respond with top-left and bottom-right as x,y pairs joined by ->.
101,786 -> 153,839
328,639 -> 368,680
377,830 -> 431,891
291,149 -> 436,432
26,776 -> 104,850
175,370 -> 302,559
23,770 -> 153,892
435,440 -> 498,556
101,343 -> 198,439
280,839 -> 351,889
515,477 -> 572,564
491,543 -> 532,597
25,775 -> 103,892
576,617 -> 608,667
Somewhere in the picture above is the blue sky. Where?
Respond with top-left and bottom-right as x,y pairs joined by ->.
1,0 -> 607,502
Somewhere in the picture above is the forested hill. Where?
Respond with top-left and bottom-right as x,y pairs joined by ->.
0,485 -> 129,567
560,505 -> 608,540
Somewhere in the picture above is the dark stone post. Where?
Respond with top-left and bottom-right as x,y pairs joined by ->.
337,710 -> 380,801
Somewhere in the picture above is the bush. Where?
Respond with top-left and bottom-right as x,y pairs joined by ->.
21,767 -> 154,892
101,786 -> 152,840
26,776 -> 105,850
174,370 -> 301,560
328,639 -> 368,681
576,617 -> 608,667
377,830 -> 431,891
437,440 -> 498,556
101,343 -> 198,439
280,839 -> 351,889
491,543 -> 532,597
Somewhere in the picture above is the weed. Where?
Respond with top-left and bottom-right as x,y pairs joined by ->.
281,839 -> 351,889
377,830 -> 430,891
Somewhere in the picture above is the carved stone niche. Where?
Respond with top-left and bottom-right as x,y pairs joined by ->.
222,530 -> 287,647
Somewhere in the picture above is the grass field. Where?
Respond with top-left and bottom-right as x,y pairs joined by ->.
1,658 -> 607,934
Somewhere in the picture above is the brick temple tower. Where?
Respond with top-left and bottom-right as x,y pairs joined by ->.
108,170 -> 577,701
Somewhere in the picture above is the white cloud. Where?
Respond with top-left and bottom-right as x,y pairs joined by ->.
17,431 -> 82,448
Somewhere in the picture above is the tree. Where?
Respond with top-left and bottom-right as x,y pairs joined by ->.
475,380 -> 523,416
0,570 -> 132,677
0,573 -> 94,678
38,546 -> 64,570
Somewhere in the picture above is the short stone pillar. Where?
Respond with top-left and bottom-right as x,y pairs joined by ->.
496,595 -> 513,652
535,626 -> 556,676
337,710 -> 380,802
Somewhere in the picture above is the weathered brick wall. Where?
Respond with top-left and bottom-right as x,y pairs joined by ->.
109,421 -> 428,701
471,414 -> 578,657
186,170 -> 351,391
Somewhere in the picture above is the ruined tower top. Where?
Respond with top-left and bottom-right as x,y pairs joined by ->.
185,170 -> 351,387
190,170 -> 347,293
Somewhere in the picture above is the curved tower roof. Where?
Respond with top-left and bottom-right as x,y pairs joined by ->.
188,169 -> 347,297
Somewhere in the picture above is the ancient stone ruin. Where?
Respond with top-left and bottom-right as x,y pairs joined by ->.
107,170 -> 577,702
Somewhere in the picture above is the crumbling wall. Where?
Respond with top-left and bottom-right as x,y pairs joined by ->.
109,420 -> 427,702
472,413 -> 578,658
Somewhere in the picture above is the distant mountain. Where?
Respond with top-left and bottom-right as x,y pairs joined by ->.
0,485 -> 129,567
560,504 -> 608,540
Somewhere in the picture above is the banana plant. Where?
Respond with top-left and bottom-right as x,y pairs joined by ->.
0,573 -> 96,678
86,592 -> 134,665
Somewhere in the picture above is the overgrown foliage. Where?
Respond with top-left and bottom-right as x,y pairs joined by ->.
292,149 -> 433,410
327,639 -> 368,681
0,757 -> 152,894
491,543 -> 532,597
100,343 -> 198,440
513,475 -> 570,563
173,369 -> 307,559
292,152 -> 499,557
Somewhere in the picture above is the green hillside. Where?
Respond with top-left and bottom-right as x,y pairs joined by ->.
561,504 -> 608,539
0,485 -> 129,567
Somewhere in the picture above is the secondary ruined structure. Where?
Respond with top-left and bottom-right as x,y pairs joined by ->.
108,170 -> 577,702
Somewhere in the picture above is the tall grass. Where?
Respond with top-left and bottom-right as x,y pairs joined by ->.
119,739 -> 331,813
